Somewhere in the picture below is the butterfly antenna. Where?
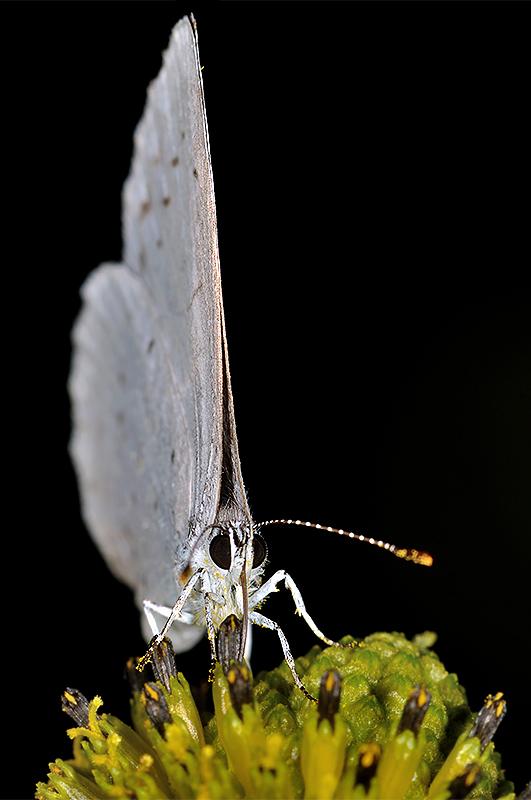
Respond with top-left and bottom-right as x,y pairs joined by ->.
256,519 -> 433,567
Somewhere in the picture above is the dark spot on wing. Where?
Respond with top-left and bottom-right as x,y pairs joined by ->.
171,156 -> 179,166
188,280 -> 203,311
156,239 -> 163,248
163,196 -> 171,206
140,201 -> 151,218
147,339 -> 155,354
193,168 -> 198,178
171,449 -> 175,463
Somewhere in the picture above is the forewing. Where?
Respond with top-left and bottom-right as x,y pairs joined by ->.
69,17 -> 223,651
122,18 -> 224,540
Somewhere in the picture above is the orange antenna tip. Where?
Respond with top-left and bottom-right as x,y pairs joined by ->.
258,519 -> 433,567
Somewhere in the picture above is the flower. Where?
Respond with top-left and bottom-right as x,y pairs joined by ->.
36,631 -> 516,799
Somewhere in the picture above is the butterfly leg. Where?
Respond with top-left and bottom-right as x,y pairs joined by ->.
138,569 -> 204,670
251,569 -> 355,649
143,599 -> 195,636
203,594 -> 218,660
249,610 -> 315,701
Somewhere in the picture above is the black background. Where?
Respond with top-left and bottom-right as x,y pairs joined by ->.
5,5 -> 530,798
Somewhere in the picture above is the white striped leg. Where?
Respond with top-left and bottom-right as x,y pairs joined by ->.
250,569 -> 350,648
142,599 -> 195,636
250,610 -> 315,701
203,594 -> 218,661
140,569 -> 203,662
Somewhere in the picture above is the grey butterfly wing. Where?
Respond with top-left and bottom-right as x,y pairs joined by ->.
69,17 -> 224,652
122,17 -> 226,537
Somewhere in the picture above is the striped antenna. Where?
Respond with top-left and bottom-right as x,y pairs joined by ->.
256,519 -> 433,567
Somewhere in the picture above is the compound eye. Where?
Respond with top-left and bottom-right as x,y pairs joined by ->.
252,534 -> 267,568
210,533 -> 231,569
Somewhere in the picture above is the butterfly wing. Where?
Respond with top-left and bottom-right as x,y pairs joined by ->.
69,17 -> 223,651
